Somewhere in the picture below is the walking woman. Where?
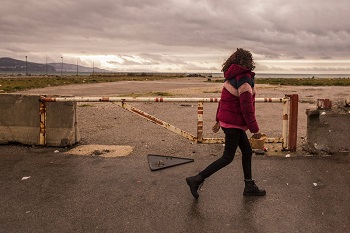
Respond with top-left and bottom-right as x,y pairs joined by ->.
186,48 -> 266,199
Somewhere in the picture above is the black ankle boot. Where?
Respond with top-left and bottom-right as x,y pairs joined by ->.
186,174 -> 204,199
243,179 -> 266,196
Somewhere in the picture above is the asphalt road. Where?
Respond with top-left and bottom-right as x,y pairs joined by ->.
0,145 -> 349,233
1,77 -> 350,232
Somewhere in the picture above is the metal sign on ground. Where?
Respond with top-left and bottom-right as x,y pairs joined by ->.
39,95 -> 298,151
147,154 -> 194,171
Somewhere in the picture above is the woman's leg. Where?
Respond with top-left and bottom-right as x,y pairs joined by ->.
238,131 -> 253,180
199,128 -> 241,179
239,132 -> 266,196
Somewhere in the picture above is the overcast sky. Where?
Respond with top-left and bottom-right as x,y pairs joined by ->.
1,0 -> 350,74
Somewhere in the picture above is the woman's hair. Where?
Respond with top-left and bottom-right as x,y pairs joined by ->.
222,48 -> 255,72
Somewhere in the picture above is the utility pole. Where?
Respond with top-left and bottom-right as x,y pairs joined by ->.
45,58 -> 47,75
61,56 -> 63,76
25,56 -> 28,75
76,60 -> 79,76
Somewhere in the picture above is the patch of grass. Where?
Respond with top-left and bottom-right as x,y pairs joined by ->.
0,74 -> 184,93
1,74 -> 349,93
152,91 -> 173,96
203,90 -> 221,94
79,104 -> 95,107
255,78 -> 350,86
212,78 -> 350,86
119,91 -> 173,97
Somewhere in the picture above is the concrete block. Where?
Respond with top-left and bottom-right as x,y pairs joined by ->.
306,109 -> 350,154
0,94 -> 79,147
0,94 -> 40,145
45,101 -> 80,146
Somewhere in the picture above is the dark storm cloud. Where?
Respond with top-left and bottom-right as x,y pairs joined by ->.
1,0 -> 349,72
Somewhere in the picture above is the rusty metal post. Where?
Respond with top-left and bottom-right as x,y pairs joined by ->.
197,102 -> 204,143
287,94 -> 298,151
39,98 -> 46,145
282,99 -> 289,150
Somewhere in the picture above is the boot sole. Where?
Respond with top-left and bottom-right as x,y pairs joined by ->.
243,191 -> 266,196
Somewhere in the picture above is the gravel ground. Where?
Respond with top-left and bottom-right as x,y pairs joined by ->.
18,77 -> 350,157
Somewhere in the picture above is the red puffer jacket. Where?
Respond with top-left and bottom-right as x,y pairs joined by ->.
216,64 -> 259,133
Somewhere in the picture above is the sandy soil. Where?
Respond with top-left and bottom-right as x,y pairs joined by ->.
18,77 -> 349,157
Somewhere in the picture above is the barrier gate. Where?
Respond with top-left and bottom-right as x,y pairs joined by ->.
39,94 -> 298,151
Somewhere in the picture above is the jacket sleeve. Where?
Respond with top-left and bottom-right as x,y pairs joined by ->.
239,91 -> 259,133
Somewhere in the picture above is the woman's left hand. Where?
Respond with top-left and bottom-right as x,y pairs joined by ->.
212,121 -> 220,133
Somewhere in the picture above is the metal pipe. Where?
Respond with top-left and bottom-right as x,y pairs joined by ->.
40,96 -> 287,103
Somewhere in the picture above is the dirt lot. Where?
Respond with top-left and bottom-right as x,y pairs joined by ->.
18,77 -> 350,156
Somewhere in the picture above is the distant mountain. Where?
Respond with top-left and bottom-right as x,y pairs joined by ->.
0,57 -> 109,73
0,57 -> 56,72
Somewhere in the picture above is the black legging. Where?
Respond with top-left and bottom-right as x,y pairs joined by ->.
199,127 -> 252,180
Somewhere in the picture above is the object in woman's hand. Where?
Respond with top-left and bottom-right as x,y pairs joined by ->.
253,133 -> 262,139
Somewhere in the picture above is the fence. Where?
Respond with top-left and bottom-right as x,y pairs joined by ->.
39,94 -> 298,151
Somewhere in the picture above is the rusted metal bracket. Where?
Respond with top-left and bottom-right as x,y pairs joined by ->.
115,101 -> 225,144
115,101 -> 197,142
39,99 -> 46,145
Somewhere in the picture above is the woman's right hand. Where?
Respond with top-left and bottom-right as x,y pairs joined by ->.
252,132 -> 262,139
